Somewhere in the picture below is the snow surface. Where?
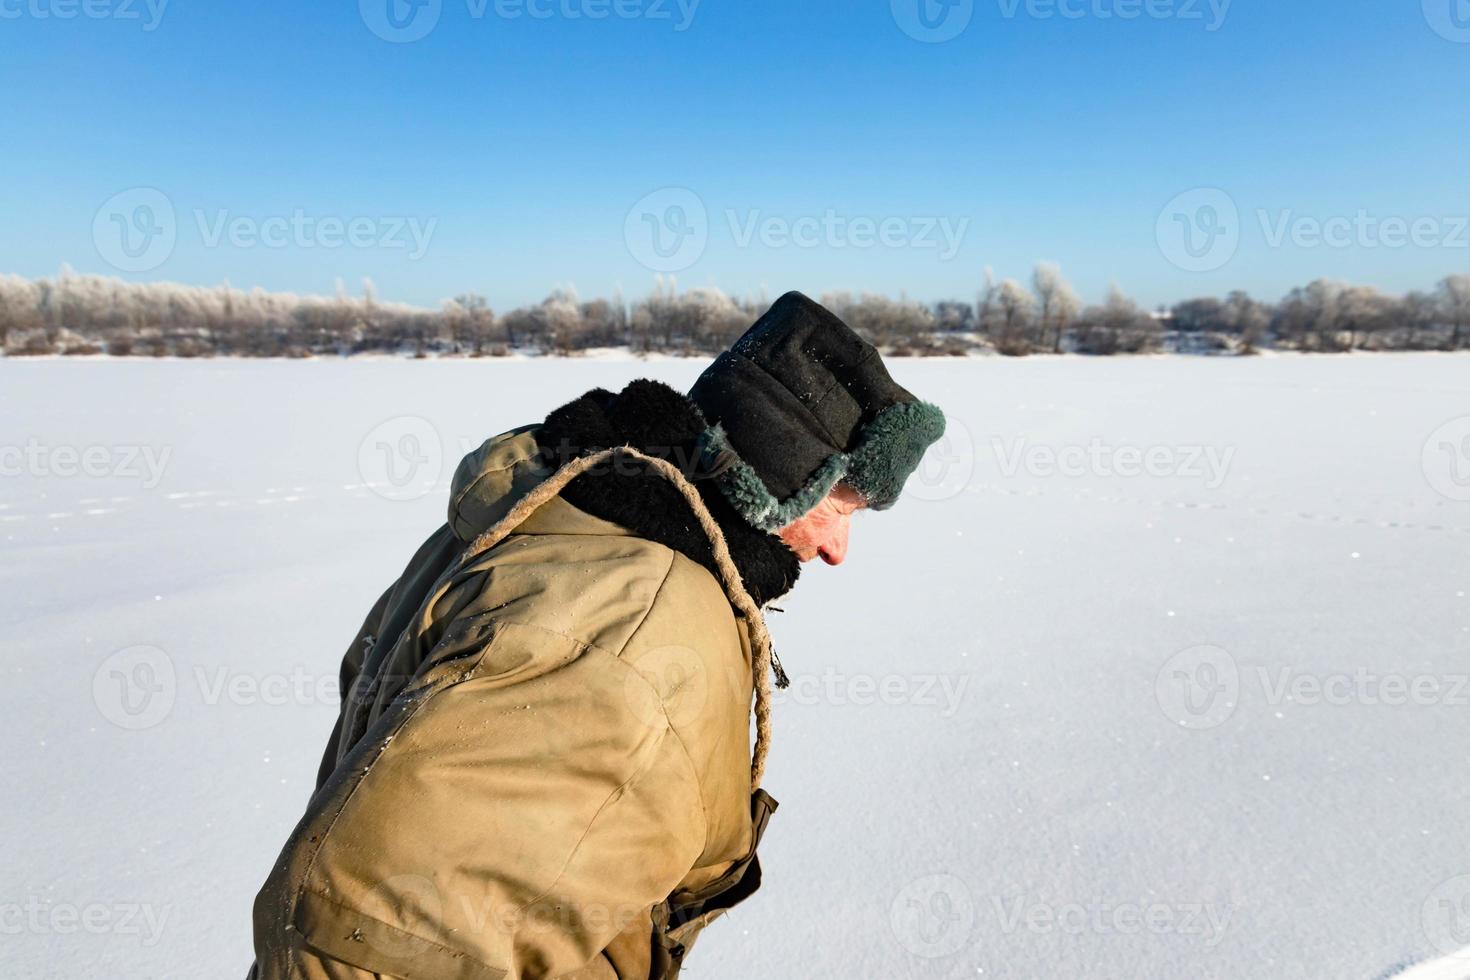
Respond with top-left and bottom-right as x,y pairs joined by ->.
3,354 -> 1469,980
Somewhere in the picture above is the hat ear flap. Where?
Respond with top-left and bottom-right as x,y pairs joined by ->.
843,401 -> 947,510
696,425 -> 849,532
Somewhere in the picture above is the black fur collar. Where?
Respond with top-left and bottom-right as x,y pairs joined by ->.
539,379 -> 800,607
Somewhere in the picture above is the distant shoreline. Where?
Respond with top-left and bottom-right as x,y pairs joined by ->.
7,347 -> 1470,363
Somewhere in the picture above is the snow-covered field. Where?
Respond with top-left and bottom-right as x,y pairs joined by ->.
3,353 -> 1469,980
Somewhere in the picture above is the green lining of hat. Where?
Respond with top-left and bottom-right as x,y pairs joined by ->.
698,425 -> 850,533
698,399 -> 947,531
844,400 -> 947,511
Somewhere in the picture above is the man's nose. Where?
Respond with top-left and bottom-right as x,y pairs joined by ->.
818,523 -> 849,565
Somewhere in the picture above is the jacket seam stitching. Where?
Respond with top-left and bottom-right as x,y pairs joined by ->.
482,618 -> 618,661
809,346 -> 879,442
617,546 -> 677,658
295,887 -> 503,975
725,350 -> 843,447
512,715 -> 686,916
614,550 -> 713,859
289,644 -> 494,942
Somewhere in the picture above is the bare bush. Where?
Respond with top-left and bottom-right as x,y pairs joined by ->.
1075,285 -> 1160,355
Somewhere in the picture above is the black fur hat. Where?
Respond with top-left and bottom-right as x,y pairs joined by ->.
689,291 -> 947,531
539,378 -> 801,606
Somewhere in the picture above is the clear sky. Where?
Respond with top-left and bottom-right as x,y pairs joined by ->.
2,0 -> 1467,311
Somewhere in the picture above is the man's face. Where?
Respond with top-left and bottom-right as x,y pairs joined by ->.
778,483 -> 867,565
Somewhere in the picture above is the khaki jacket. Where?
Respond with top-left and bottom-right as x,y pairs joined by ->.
252,427 -> 775,979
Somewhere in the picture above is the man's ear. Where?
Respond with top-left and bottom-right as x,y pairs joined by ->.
835,482 -> 868,510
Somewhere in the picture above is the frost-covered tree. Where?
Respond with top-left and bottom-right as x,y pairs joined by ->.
975,266 -> 998,337
992,279 -> 1037,355
1222,290 -> 1269,353
1399,290 -> 1441,350
820,292 -> 935,351
1337,285 -> 1396,350
932,300 -> 974,333
1075,284 -> 1158,355
1032,262 -> 1080,353
1273,279 -> 1353,351
1437,273 -> 1470,349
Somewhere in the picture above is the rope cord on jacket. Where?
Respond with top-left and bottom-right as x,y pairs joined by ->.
460,446 -> 779,791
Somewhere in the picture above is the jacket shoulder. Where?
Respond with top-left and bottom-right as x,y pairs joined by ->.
448,531 -> 678,657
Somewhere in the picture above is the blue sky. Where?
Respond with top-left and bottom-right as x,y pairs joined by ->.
2,0 -> 1467,310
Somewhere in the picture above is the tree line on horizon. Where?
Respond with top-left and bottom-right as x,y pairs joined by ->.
1,266 -> 1466,359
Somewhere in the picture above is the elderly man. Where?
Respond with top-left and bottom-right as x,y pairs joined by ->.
251,291 -> 945,979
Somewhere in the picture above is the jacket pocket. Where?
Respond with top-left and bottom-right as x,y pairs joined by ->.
649,789 -> 778,978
